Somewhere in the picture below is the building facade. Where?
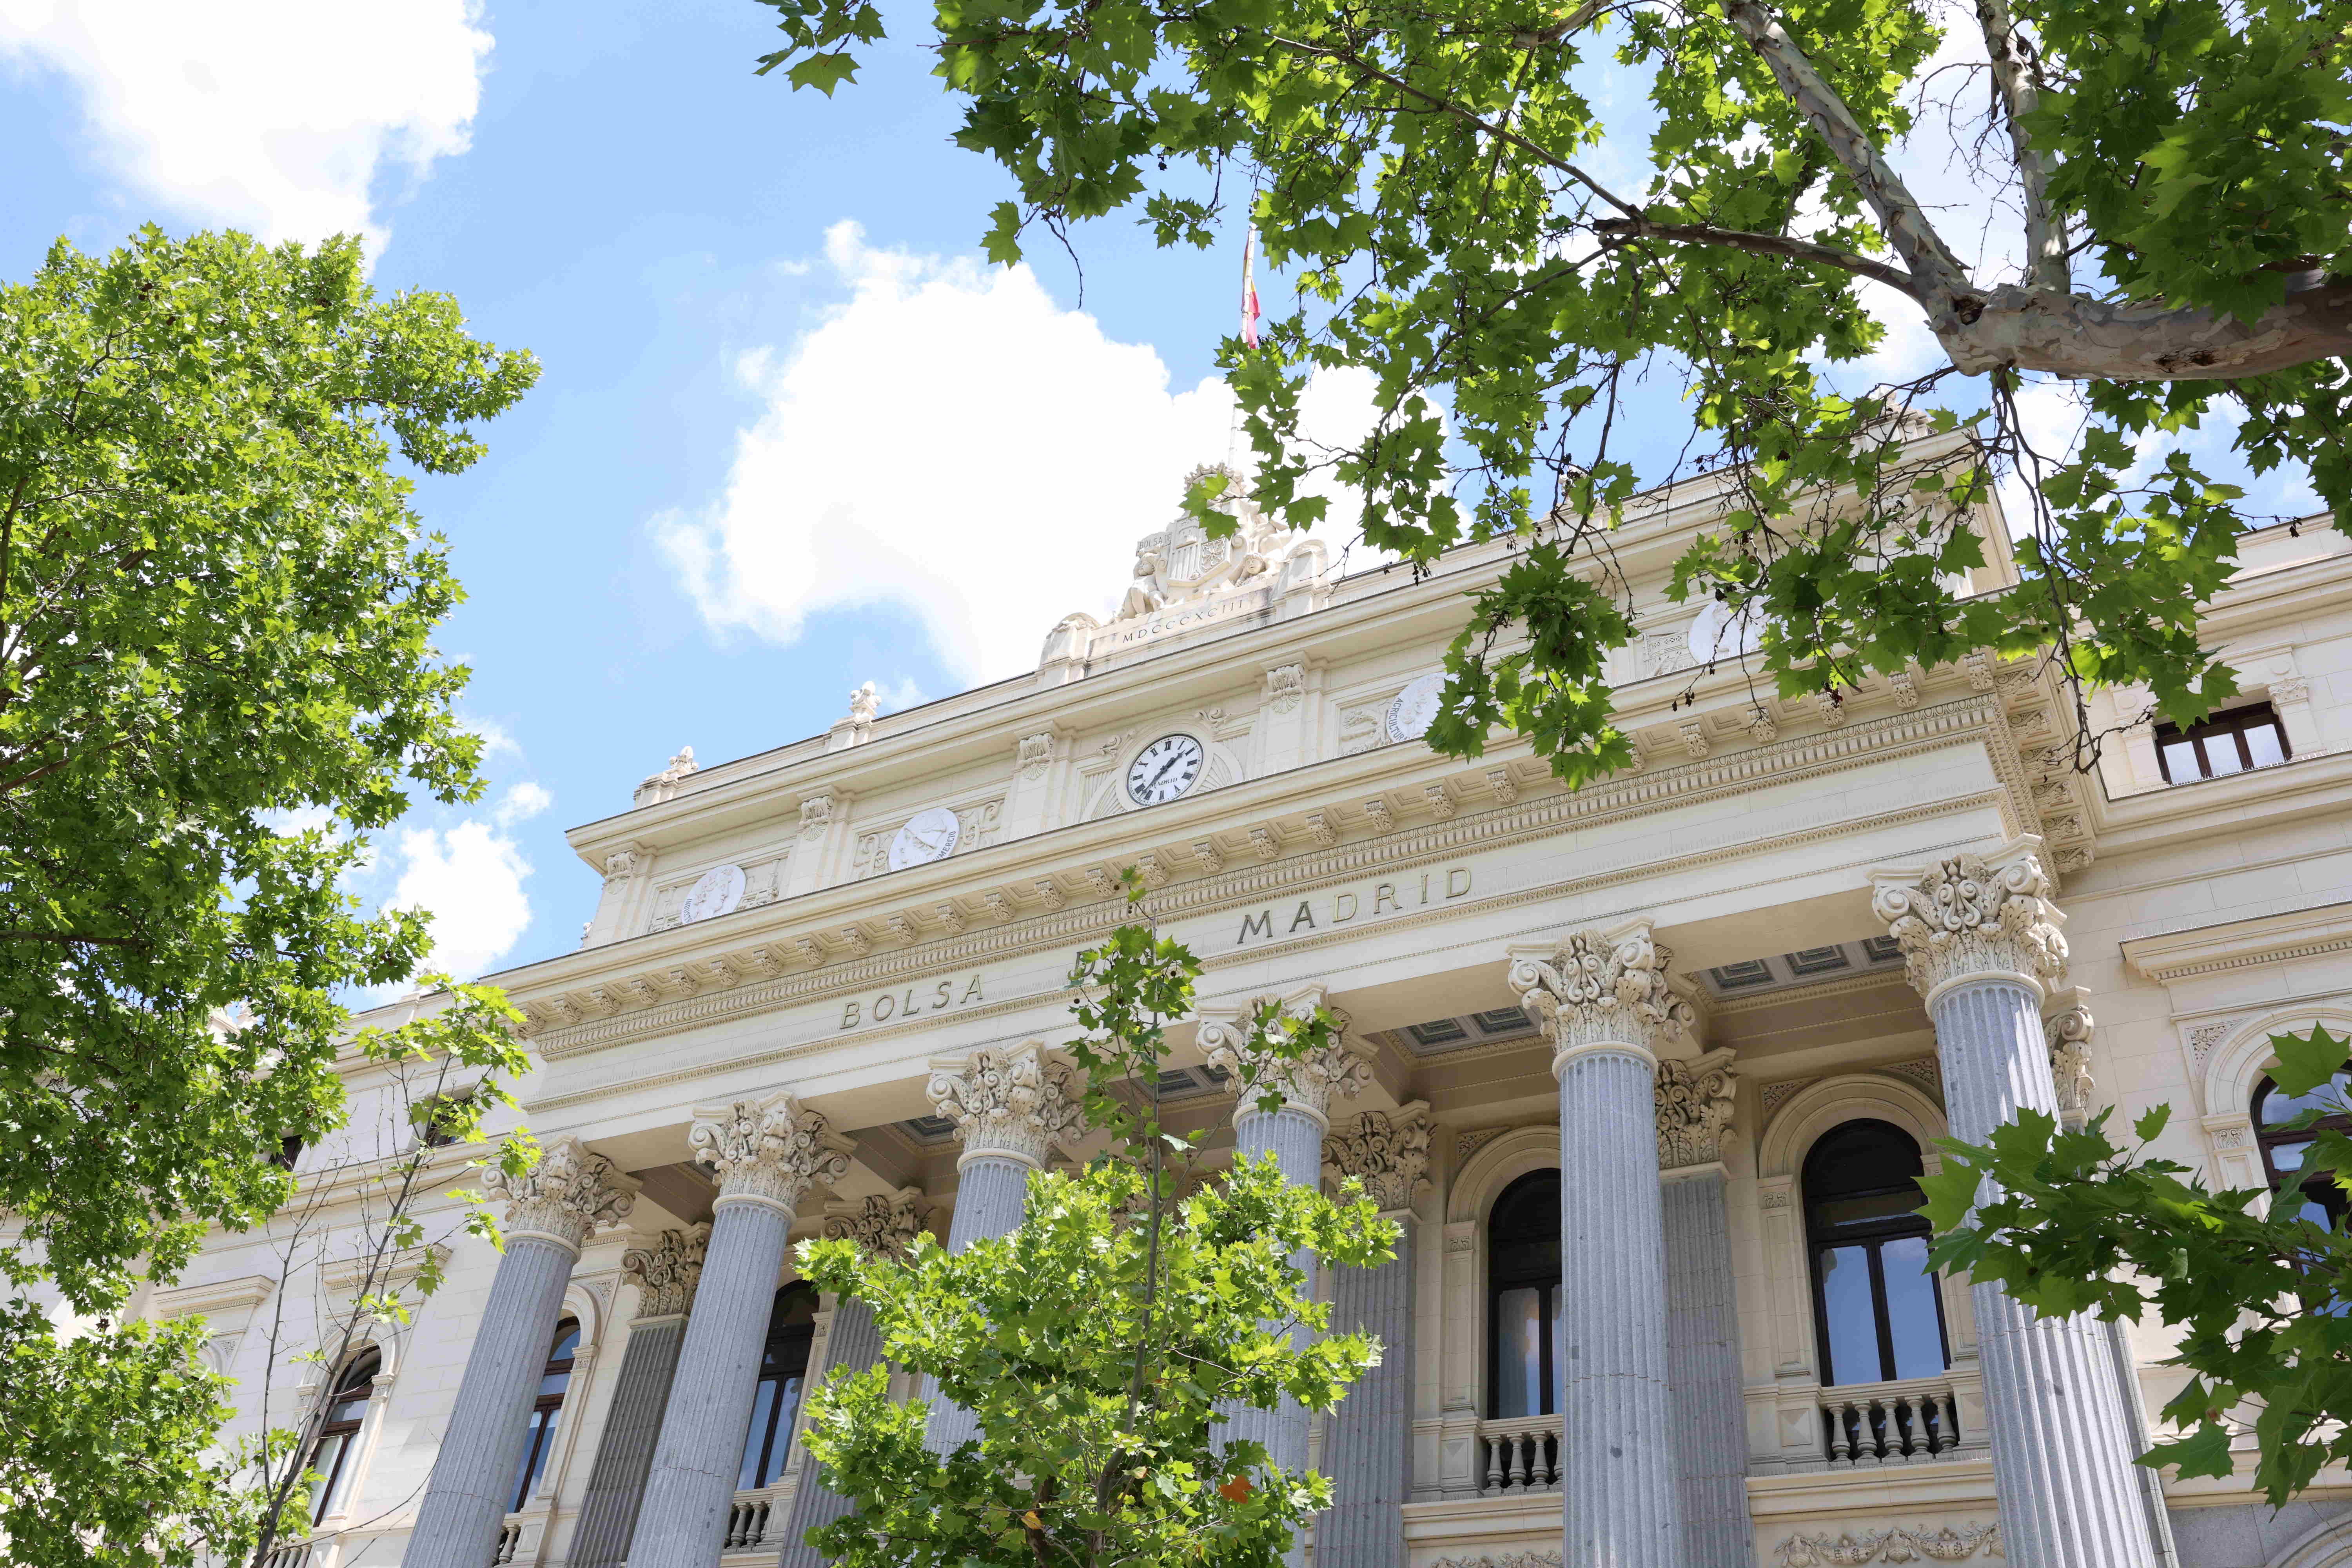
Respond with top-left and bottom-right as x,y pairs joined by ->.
158,461 -> 2352,1568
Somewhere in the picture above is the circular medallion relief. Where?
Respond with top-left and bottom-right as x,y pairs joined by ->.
887,806 -> 963,871
1127,733 -> 1206,806
1384,671 -> 1448,744
1687,599 -> 1765,666
677,863 -> 746,925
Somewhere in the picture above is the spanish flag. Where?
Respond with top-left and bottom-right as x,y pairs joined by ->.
1241,227 -> 1262,350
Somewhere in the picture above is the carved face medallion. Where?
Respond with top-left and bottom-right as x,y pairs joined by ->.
1384,671 -> 1448,744
1127,734 -> 1205,806
887,806 -> 963,871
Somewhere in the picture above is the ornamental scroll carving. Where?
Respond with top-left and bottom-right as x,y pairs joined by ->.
1774,1523 -> 2003,1564
926,1044 -> 1087,1169
2046,1000 -> 2096,1129
1323,1104 -> 1432,1210
1872,846 -> 2068,1000
622,1223 -> 711,1319
690,1091 -> 851,1215
1656,1055 -> 1738,1168
1509,924 -> 1698,1061
486,1136 -> 636,1250
824,1187 -> 931,1259
1198,992 -> 1371,1125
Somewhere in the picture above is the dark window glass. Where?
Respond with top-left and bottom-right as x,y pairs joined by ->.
308,1348 -> 381,1523
2255,1074 -> 2351,1232
509,1319 -> 579,1510
2155,703 -> 2292,784
738,1285 -> 819,1489
1804,1121 -> 1949,1386
1487,1171 -> 1561,1417
418,1093 -> 475,1149
272,1134 -> 305,1172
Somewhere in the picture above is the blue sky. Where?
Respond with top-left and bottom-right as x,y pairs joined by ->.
0,0 -> 2321,987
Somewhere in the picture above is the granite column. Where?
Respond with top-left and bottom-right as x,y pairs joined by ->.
571,1224 -> 711,1568
1874,843 -> 2161,1568
1655,1052 -> 1749,1568
626,1093 -> 851,1568
405,1138 -> 635,1568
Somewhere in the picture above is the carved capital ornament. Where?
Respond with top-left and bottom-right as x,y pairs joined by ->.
1323,1104 -> 1433,1211
823,1187 -> 931,1260
486,1135 -> 637,1253
1510,922 -> 1698,1071
1198,991 -> 1370,1130
1655,1054 -> 1739,1169
689,1091 -> 852,1217
1872,841 -> 2069,1006
621,1222 -> 711,1319
926,1044 -> 1087,1170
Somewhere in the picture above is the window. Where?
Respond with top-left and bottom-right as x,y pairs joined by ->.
738,1285 -> 819,1490
307,1348 -> 379,1523
417,1093 -> 476,1149
2156,702 -> 2291,783
2256,1073 -> 2351,1229
271,1134 -> 305,1172
1486,1171 -> 1563,1419
509,1318 -> 579,1511
1805,1121 -> 1948,1387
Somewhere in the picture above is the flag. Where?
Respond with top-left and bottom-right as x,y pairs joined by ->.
1240,227 -> 1261,350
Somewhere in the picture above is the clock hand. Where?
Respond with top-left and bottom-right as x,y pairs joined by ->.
1147,754 -> 1183,790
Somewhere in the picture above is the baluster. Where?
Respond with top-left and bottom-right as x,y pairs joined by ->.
1482,1434 -> 1504,1494
1892,1397 -> 1918,1461
1544,1431 -> 1562,1489
1927,1390 -> 1954,1455
1510,1430 -> 1533,1490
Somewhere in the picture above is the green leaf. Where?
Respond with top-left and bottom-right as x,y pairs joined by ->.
2269,1025 -> 2349,1098
785,51 -> 861,95
1915,1159 -> 1983,1234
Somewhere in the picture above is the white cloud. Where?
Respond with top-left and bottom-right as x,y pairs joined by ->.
655,221 -> 1384,686
0,0 -> 491,249
493,780 -> 553,826
388,820 -> 532,982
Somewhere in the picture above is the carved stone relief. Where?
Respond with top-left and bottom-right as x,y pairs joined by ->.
1774,1524 -> 2002,1564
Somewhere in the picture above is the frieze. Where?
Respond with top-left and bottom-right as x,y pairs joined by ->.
1430,1552 -> 1561,1568
1774,1523 -> 2002,1564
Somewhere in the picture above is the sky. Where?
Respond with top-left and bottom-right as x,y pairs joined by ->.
0,0 -> 2320,988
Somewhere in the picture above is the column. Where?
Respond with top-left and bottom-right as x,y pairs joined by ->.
1511,922 -> 1689,1568
776,1189 -> 930,1568
570,1224 -> 710,1568
1318,1104 -> 1431,1568
406,1138 -> 635,1568
1873,842 -> 2162,1568
1655,1053 -> 1749,1568
922,1043 -> 1085,1452
626,1093 -> 851,1568
1201,988 -> 1371,1568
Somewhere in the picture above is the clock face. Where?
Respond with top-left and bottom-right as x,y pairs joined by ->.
1127,733 -> 1206,806
1385,672 -> 1448,744
887,806 -> 963,871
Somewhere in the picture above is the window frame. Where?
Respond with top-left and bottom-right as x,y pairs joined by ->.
307,1347 -> 381,1524
738,1284 -> 820,1491
1485,1169 -> 1562,1420
1802,1120 -> 1951,1388
2154,702 -> 2292,784
509,1318 -> 579,1512
2254,1075 -> 2351,1228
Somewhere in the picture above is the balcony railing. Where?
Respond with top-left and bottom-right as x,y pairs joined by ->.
494,1519 -> 524,1563
1476,1412 -> 1562,1495
724,1483 -> 792,1553
259,1542 -> 312,1568
1816,1374 -> 1965,1466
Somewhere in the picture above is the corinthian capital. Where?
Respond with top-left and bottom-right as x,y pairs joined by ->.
1871,839 -> 2069,1005
824,1187 -> 932,1260
1323,1102 -> 1432,1212
1655,1051 -> 1738,1170
1509,920 -> 1698,1070
622,1222 -> 711,1319
1198,986 -> 1370,1130
486,1135 -> 637,1252
926,1043 -> 1086,1170
690,1091 -> 853,1216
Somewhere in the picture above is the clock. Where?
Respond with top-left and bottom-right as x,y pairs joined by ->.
887,806 -> 963,871
1126,733 -> 1205,806
1384,671 -> 1448,744
677,864 -> 746,925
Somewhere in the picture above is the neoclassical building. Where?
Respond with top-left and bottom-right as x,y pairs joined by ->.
162,455 -> 2352,1568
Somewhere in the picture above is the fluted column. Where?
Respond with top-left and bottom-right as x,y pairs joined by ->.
406,1139 -> 635,1568
1874,842 -> 2161,1568
571,1224 -> 711,1568
1318,1104 -> 1431,1568
1202,987 -> 1370,1568
922,1044 -> 1085,1453
777,1189 -> 930,1568
1655,1053 -> 1749,1568
626,1093 -> 851,1568
1512,922 -> 1690,1568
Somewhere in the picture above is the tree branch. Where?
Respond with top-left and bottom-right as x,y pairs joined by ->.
1718,0 -> 1975,306
1940,271 -> 2352,379
0,930 -> 138,947
1591,217 -> 1921,296
1973,0 -> 2067,290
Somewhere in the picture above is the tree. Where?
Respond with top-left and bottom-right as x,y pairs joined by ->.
0,228 -> 536,1566
751,0 -> 2348,777
1924,1024 -> 2352,1508
791,886 -> 1394,1566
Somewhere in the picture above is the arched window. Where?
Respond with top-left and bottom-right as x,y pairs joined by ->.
1805,1121 -> 1948,1386
510,1318 -> 579,1511
307,1347 -> 379,1523
738,1285 -> 819,1490
2256,1072 -> 2351,1228
1486,1171 -> 1562,1418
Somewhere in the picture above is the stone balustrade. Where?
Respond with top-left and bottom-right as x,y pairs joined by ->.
1815,1375 -> 1968,1467
1478,1411 -> 1564,1495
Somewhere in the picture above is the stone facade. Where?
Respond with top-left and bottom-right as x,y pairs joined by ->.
134,469 -> 2352,1567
